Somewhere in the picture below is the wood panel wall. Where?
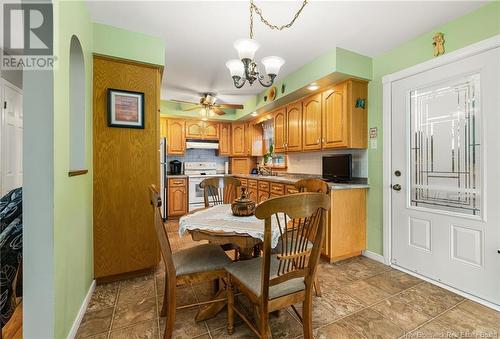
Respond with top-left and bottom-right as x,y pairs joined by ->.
93,55 -> 161,279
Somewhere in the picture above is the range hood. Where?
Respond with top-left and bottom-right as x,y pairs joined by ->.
186,140 -> 219,150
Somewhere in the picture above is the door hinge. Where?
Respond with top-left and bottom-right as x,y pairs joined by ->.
3,101 -> 6,109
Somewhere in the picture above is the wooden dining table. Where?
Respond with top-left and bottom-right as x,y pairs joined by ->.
178,204 -> 283,321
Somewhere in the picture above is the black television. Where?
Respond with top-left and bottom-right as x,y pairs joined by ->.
322,154 -> 352,183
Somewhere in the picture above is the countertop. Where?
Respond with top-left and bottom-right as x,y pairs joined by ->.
231,174 -> 369,190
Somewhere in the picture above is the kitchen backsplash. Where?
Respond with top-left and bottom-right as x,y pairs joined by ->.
284,149 -> 368,178
169,149 -> 228,173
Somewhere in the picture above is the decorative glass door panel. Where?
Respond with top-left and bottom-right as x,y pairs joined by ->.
409,73 -> 481,216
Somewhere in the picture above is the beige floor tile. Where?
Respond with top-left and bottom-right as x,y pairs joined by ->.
81,333 -> 108,339
340,280 -> 391,305
392,282 -> 463,317
157,284 -> 198,313
109,319 -> 158,339
457,300 -> 500,329
269,309 -> 304,339
408,319 -> 457,338
320,289 -> 366,318
333,260 -> 384,281
343,308 -> 404,339
87,281 -> 119,312
76,307 -> 113,338
111,296 -> 157,330
434,301 -> 500,337
371,297 -> 430,331
117,275 -> 155,307
210,323 -> 257,339
364,270 -> 421,295
314,320 -> 366,339
160,307 -> 209,339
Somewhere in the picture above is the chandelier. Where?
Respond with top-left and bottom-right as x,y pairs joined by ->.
226,0 -> 308,88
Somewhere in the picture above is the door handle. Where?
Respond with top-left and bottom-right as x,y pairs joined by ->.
392,184 -> 402,191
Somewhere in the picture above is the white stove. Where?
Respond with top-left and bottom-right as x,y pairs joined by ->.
184,162 -> 224,211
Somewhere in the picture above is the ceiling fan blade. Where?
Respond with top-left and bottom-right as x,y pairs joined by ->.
212,107 -> 226,115
183,106 -> 203,112
171,99 -> 199,105
217,104 -> 244,109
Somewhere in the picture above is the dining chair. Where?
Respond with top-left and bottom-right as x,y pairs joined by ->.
226,192 -> 330,339
294,178 -> 330,297
200,177 -> 242,261
149,185 -> 232,339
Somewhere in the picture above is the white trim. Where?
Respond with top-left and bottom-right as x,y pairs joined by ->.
362,250 -> 386,264
382,34 -> 500,267
392,264 -> 500,311
382,35 -> 500,84
67,280 -> 96,339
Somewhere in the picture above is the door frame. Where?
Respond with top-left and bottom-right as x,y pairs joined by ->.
0,78 -> 23,194
382,34 -> 500,309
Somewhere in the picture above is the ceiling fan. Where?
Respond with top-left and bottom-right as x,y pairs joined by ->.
171,93 -> 244,116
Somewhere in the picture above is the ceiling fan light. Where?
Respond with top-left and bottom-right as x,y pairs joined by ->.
261,56 -> 285,76
226,59 -> 245,78
234,38 -> 260,60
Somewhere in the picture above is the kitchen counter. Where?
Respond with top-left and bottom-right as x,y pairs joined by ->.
231,174 -> 369,190
166,174 -> 188,178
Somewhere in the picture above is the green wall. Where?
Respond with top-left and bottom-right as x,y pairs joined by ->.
366,1 -> 500,255
93,23 -> 165,66
53,1 -> 94,338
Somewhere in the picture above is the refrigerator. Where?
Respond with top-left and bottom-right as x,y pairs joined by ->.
160,137 -> 168,220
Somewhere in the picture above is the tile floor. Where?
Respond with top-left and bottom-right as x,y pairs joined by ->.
76,221 -> 500,339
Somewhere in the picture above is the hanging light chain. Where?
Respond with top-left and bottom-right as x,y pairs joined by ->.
249,0 -> 308,39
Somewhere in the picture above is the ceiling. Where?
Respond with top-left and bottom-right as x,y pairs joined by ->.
86,1 -> 487,105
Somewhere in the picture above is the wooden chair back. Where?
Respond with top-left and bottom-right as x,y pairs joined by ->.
294,178 -> 330,194
200,177 -> 241,207
149,185 -> 176,279
254,193 -> 330,301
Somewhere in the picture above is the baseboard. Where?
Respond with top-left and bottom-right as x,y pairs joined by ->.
67,280 -> 96,339
392,264 -> 500,312
362,250 -> 386,264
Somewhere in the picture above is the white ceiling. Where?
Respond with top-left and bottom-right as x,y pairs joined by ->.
86,0 -> 487,104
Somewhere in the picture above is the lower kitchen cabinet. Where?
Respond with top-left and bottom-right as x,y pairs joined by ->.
168,177 -> 188,217
247,188 -> 257,202
258,190 -> 270,204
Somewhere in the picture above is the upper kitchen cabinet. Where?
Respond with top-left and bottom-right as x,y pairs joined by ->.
167,118 -> 186,154
302,93 -> 322,151
286,101 -> 303,152
218,123 -> 231,156
160,117 -> 168,138
186,120 -> 219,140
231,123 -> 246,156
273,108 -> 287,153
322,79 -> 368,149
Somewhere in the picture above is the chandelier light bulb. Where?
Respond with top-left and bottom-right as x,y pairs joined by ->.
261,56 -> 285,76
234,38 -> 260,60
225,59 -> 245,78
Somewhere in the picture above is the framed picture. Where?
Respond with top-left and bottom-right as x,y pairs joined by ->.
107,88 -> 145,129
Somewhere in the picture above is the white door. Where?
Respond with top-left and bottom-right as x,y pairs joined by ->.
1,80 -> 23,195
391,47 -> 500,306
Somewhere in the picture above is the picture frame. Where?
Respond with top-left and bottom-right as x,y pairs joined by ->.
107,88 -> 145,129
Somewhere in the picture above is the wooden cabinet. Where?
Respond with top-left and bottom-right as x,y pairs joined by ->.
247,188 -> 258,203
258,180 -> 270,192
285,184 -> 299,195
322,79 -> 367,149
302,93 -> 322,151
160,117 -> 168,138
204,121 -> 219,140
273,108 -> 287,153
286,101 -> 302,152
323,189 -> 367,262
231,123 -> 246,156
230,157 -> 256,175
168,177 -> 187,217
186,120 -> 219,140
167,119 -> 186,155
185,120 -> 204,139
218,123 -> 231,156
270,182 -> 285,196
258,190 -> 270,203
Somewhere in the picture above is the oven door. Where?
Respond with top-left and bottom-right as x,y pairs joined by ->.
188,177 -> 205,211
